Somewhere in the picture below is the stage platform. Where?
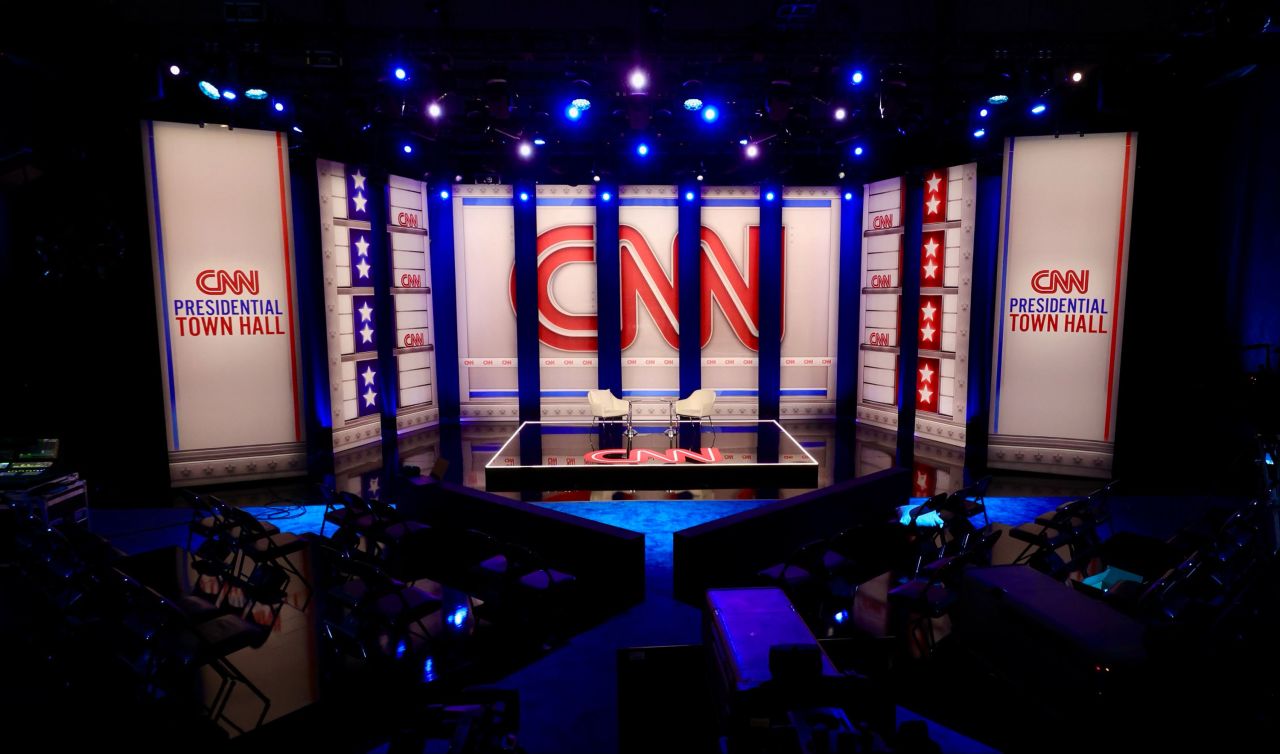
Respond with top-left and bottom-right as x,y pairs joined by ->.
484,420 -> 820,492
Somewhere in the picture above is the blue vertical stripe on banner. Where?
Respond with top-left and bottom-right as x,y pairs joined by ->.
897,184 -> 924,467
513,182 -> 541,421
967,175 -> 1003,460
993,138 -> 1016,433
677,183 -> 702,396
758,186 -> 783,420
145,122 -> 181,449
595,184 -> 622,394
835,186 -> 863,421
369,177 -> 400,470
428,182 -> 461,422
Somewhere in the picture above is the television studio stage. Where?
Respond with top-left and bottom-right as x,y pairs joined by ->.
4,5 -> 1280,753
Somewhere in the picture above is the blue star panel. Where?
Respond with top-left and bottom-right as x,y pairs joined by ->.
352,294 -> 377,354
356,358 -> 381,417
347,167 -> 371,220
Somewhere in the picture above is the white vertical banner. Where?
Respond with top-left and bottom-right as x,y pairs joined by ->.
143,121 -> 305,485
388,174 -> 438,432
534,185 -> 598,416
989,132 -> 1137,477
700,187 -> 761,407
780,187 -> 840,415
453,185 -> 519,420
855,176 -> 905,431
619,185 -> 680,409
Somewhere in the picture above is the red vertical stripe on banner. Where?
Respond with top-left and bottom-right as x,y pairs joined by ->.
919,231 -> 945,288
1102,133 -> 1132,441
923,169 -> 948,222
275,132 -> 302,442
912,462 -> 937,497
915,356 -> 940,412
917,295 -> 942,350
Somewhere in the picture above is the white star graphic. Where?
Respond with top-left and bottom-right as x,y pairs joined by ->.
354,235 -> 370,257
368,477 -> 380,496
919,362 -> 934,383
921,301 -> 937,321
926,174 -> 942,194
918,385 -> 934,404
363,387 -> 377,407
361,365 -> 376,386
916,471 -> 927,488
360,323 -> 374,343
923,237 -> 940,258
356,260 -> 371,279
923,261 -> 938,279
357,302 -> 373,322
921,324 -> 936,342
352,170 -> 367,191
925,196 -> 941,215
353,192 -> 368,213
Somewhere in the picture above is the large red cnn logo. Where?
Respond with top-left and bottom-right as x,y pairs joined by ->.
196,269 -> 260,296
510,224 -> 785,352
583,447 -> 724,465
1031,269 -> 1089,294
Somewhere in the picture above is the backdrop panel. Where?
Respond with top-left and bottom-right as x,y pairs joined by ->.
855,176 -> 906,431
780,187 -> 840,416
989,132 -> 1137,477
143,121 -> 305,485
619,185 -> 681,413
387,174 -> 438,433
534,185 -> 598,418
454,185 -> 519,420
700,187 -> 761,413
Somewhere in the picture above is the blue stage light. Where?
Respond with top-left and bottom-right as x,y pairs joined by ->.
221,89 -> 237,100
683,97 -> 703,111
396,638 -> 408,658
565,104 -> 582,120
448,607 -> 469,629
533,137 -> 546,146
168,65 -> 181,76
518,141 -> 534,159
973,128 -> 986,138
834,610 -> 848,624
1030,103 -> 1047,115
403,144 -> 413,154
988,94 -> 1009,105
439,189 -> 449,200
636,142 -> 649,157
979,107 -> 989,118
426,101 -> 443,120
854,146 -> 864,156
273,101 -> 285,112
744,144 -> 759,159
701,105 -> 719,123
765,191 -> 775,201
844,192 -> 853,201
601,191 -> 612,202
851,70 -> 865,85
394,67 -> 407,81
244,88 -> 268,100
291,126 -> 302,133
738,138 -> 749,146
422,657 -> 437,683
198,81 -> 220,100
685,190 -> 694,201
571,97 -> 592,111
519,191 -> 529,202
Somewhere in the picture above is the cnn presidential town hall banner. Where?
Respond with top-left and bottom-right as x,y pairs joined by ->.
989,132 -> 1138,477
143,121 -> 305,485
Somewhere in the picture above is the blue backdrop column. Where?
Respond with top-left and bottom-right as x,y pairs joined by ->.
896,184 -> 924,469
835,187 -> 863,422
513,183 -> 541,422
677,183 -> 702,397
427,182 -> 461,424
369,176 -> 401,472
966,175 -> 1002,477
757,186 -> 783,420
288,154 -> 334,478
595,185 -> 622,394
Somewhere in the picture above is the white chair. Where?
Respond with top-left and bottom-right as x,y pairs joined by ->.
587,389 -> 630,429
674,389 -> 717,426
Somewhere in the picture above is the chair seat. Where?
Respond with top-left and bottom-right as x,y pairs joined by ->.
372,586 -> 442,621
517,568 -> 576,590
375,520 -> 430,543
888,580 -> 957,615
757,563 -> 813,585
175,594 -> 223,623
191,614 -> 266,655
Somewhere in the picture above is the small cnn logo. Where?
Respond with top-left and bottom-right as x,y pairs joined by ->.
583,447 -> 724,465
197,269 -> 260,296
1031,269 -> 1089,294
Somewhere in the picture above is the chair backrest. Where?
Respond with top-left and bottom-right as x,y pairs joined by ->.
587,389 -> 612,414
691,388 -> 716,412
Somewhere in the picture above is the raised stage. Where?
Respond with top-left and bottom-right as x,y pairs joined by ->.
483,420 -> 820,492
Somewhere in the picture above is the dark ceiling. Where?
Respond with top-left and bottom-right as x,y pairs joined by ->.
2,0 -> 1278,184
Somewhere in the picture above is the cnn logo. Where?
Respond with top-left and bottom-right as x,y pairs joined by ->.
1031,269 -> 1089,294
196,269 -> 259,296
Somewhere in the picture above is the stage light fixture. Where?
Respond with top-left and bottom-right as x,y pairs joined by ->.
394,67 -> 407,81
439,189 -> 450,200
738,138 -> 749,146
519,191 -> 529,202
198,81 -> 220,100
979,108 -> 989,117
1030,103 -> 1047,115
854,145 -> 864,156
571,97 -> 592,111
843,192 -> 853,201
1071,71 -> 1084,83
601,191 -> 612,202
696,174 -> 704,182
244,88 -> 268,100
273,101 -> 285,112
683,97 -> 704,111
834,610 -> 848,624
838,171 -> 846,179
745,144 -> 759,159
988,94 -> 1009,105
834,107 -> 847,121
427,101 -> 443,119
403,144 -> 413,154
565,104 -> 582,120
628,68 -> 648,92
636,142 -> 650,157
851,70 -> 865,85
221,89 -> 237,100
765,191 -> 775,201
168,65 -> 181,76
973,128 -> 986,138
292,126 -> 302,133
518,141 -> 534,158
533,137 -> 546,146
701,105 -> 719,123
592,174 -> 601,182
685,190 -> 695,201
